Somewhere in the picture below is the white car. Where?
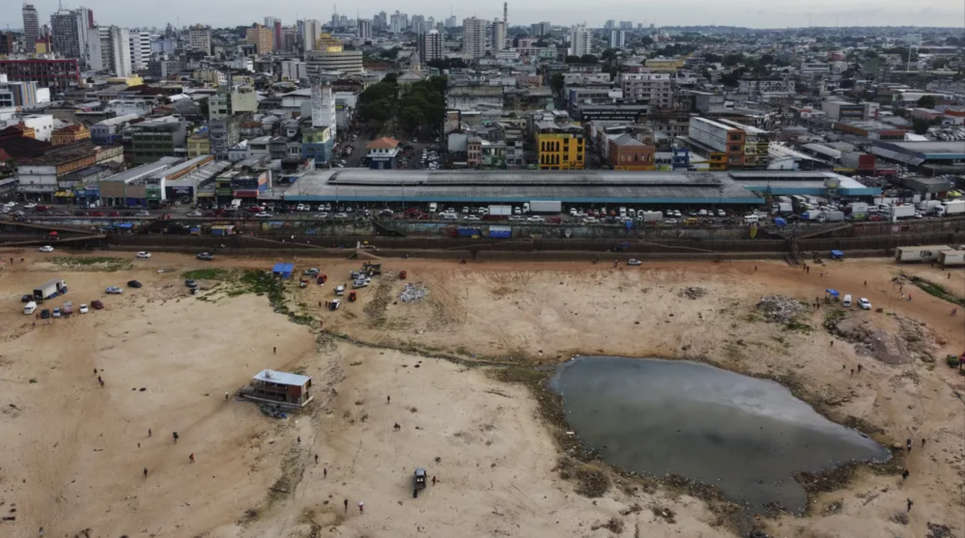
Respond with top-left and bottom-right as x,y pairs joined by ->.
186,211 -> 202,217
255,212 -> 272,218
465,215 -> 480,221
136,251 -> 152,259
24,203 -> 37,209
858,298 -> 872,310
105,287 -> 123,295
79,304 -> 89,314
627,259 -> 642,266
717,209 -> 726,217
39,245 -> 54,252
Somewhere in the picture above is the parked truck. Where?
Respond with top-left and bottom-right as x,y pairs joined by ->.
773,202 -> 793,214
888,205 -> 916,220
485,205 -> 512,221
639,211 -> 663,223
819,210 -> 845,223
33,279 -> 67,301
529,200 -> 563,213
939,200 -> 965,216
938,250 -> 965,267
801,210 -> 823,221
894,245 -> 952,263
847,202 -> 868,215
917,200 -> 942,213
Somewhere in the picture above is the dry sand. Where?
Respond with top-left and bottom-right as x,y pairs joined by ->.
0,249 -> 962,538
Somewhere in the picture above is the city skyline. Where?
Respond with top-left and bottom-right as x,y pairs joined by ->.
3,0 -> 964,30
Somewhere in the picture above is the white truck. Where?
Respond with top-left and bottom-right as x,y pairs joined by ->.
773,202 -> 792,214
818,210 -> 845,223
917,200 -> 942,213
529,200 -> 563,213
894,245 -> 952,263
888,205 -> 916,220
488,205 -> 513,217
938,200 -> 965,216
639,211 -> 663,223
938,250 -> 965,267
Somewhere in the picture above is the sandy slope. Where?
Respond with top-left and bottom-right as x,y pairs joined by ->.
0,250 -> 962,538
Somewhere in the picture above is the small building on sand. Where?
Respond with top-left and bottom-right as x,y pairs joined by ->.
243,369 -> 313,408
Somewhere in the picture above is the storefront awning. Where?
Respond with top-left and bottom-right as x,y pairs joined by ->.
54,191 -> 75,197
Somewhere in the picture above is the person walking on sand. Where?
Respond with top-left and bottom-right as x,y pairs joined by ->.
189,453 -> 195,463
323,468 -> 327,479
143,467 -> 148,478
273,346 -> 277,354
148,428 -> 152,437
344,499 -> 348,513
921,438 -> 926,448
173,431 -> 179,444
906,438 -> 912,453
907,498 -> 913,512
358,501 -> 364,514
98,376 -> 104,387
857,364 -> 862,373
432,476 -> 437,486
315,454 -> 319,464
902,469 -> 909,480
387,395 -> 391,404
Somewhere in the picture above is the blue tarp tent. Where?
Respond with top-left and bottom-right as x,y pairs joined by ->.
826,289 -> 839,298
774,217 -> 787,227
830,250 -> 844,260
272,263 -> 294,279
117,222 -> 134,230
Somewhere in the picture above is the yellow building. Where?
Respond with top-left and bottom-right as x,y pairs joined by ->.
187,133 -> 211,157
51,124 -> 91,146
644,57 -> 686,72
535,121 -> 585,170
106,74 -> 144,87
246,25 -> 274,55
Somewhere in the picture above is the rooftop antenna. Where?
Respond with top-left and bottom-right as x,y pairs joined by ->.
503,2 -> 507,25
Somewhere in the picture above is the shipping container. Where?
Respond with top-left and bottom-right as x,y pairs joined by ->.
489,225 -> 512,239
894,245 -> 952,263
938,250 -> 965,267
889,205 -> 916,220
529,201 -> 562,213
488,205 -> 512,216
34,279 -> 67,301
940,200 -> 965,216
847,202 -> 868,214
640,211 -> 663,222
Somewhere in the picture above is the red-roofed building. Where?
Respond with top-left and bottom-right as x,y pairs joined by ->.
366,137 -> 400,169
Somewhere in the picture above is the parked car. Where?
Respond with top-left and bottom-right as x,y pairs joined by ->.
105,287 -> 123,294
858,298 -> 872,310
91,300 -> 104,310
21,294 -> 33,303
136,251 -> 152,258
127,280 -> 142,289
136,210 -> 151,217
90,211 -> 104,217
255,212 -> 272,218
186,211 -> 202,217
52,307 -> 61,318
39,245 -> 54,252
79,304 -> 89,314
185,279 -> 198,288
197,252 -> 214,261
40,308 -> 51,319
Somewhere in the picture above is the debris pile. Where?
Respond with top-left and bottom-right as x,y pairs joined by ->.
679,287 -> 706,300
756,295 -> 808,324
399,282 -> 429,302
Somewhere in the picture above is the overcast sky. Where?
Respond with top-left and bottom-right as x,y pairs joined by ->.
6,0 -> 964,30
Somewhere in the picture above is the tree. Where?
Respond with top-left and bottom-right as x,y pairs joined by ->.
383,72 -> 399,85
564,55 -> 582,64
912,118 -> 931,135
580,54 -> 598,64
917,95 -> 936,109
639,36 -> 654,48
550,73 -> 565,94
601,48 -> 617,62
399,106 -> 427,134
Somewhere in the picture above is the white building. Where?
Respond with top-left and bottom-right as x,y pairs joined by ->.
463,17 -> 488,59
22,114 -> 54,142
88,26 -> 132,77
357,19 -> 373,40
281,60 -> 309,81
128,30 -> 153,70
418,30 -> 443,63
302,19 -> 323,52
569,24 -> 591,57
609,29 -> 626,49
188,25 -> 211,55
491,20 -> 507,52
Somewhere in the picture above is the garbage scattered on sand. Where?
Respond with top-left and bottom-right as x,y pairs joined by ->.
399,283 -> 429,302
756,295 -> 808,324
680,287 -> 706,300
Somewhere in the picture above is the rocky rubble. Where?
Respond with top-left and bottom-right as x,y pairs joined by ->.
398,282 -> 429,302
756,295 -> 808,324
679,287 -> 707,300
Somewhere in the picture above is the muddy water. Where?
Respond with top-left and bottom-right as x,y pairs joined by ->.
551,357 -> 890,513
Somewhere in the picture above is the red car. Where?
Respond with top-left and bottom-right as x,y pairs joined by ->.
108,211 -> 121,217
247,206 -> 263,213
90,211 -> 104,217
91,300 -> 104,310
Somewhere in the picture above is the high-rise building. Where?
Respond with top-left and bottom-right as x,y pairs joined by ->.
445,16 -> 457,28
609,29 -> 626,49
23,4 -> 40,54
274,19 -> 283,50
462,17 -> 487,59
128,30 -> 153,70
88,26 -> 132,77
357,19 -> 373,40
50,8 -> 89,63
604,20 -> 615,29
246,24 -> 274,55
390,11 -> 407,34
491,20 -> 507,52
0,33 -> 14,56
619,21 -> 633,29
0,58 -> 81,92
530,22 -> 551,38
303,19 -> 323,52
411,15 -> 427,34
305,48 -> 364,77
418,30 -> 443,63
569,24 -> 591,57
188,25 -> 211,55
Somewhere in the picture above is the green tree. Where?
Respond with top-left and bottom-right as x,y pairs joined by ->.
383,72 -> 399,85
399,106 -> 427,134
917,95 -> 936,109
912,117 -> 931,135
639,36 -> 654,47
601,48 -> 617,62
565,55 -> 582,63
550,73 -> 565,93
580,54 -> 598,64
